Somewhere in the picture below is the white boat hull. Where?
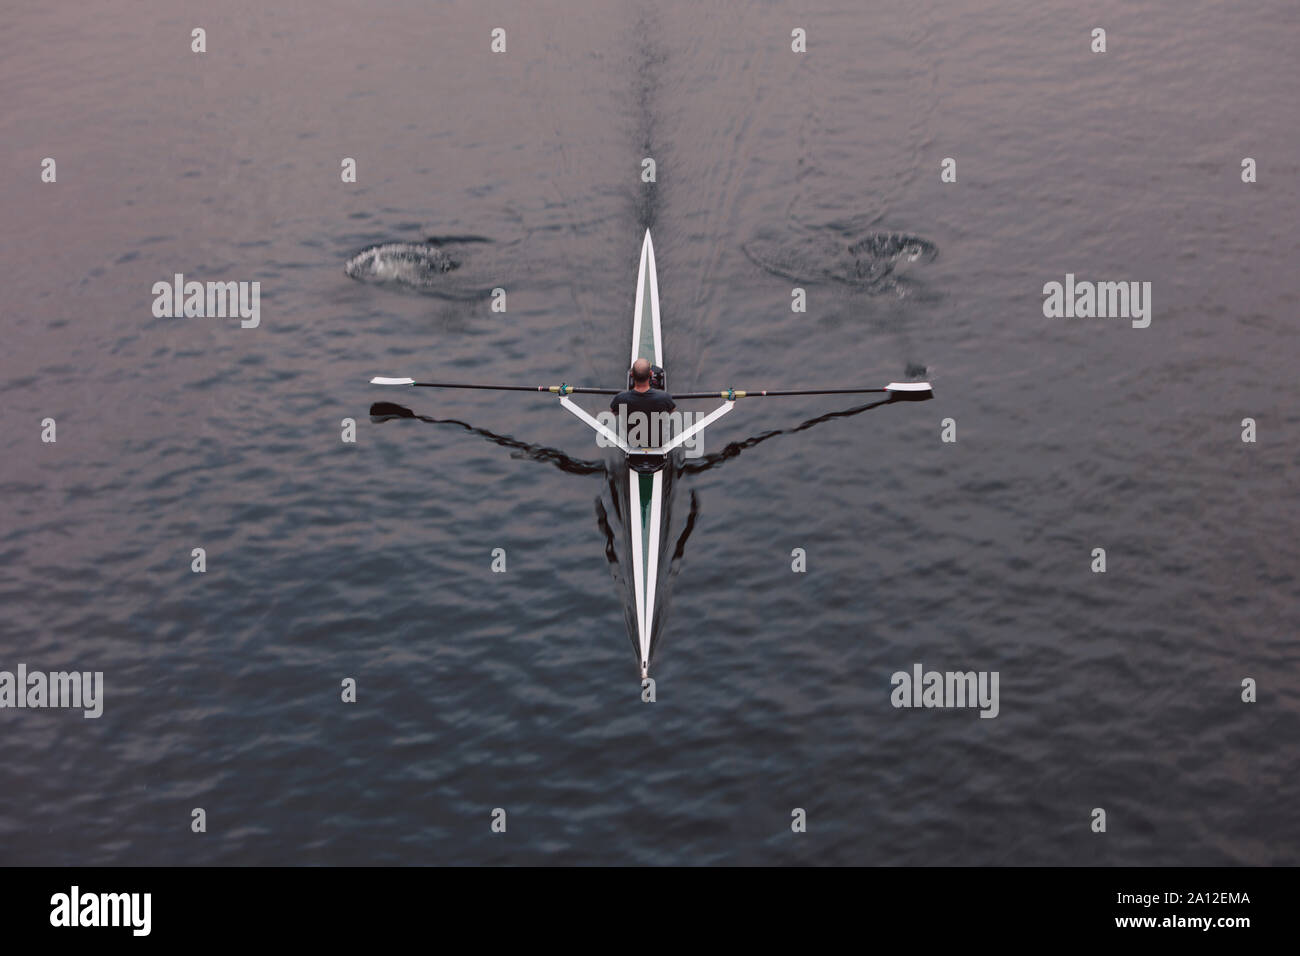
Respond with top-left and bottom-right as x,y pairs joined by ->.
630,230 -> 664,679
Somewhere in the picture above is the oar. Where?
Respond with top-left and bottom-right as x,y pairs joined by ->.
370,377 -> 620,396
672,382 -> 933,400
371,377 -> 933,399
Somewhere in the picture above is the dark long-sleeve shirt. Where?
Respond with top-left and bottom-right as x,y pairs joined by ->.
609,387 -> 676,415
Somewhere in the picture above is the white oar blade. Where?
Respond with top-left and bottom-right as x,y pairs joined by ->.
885,382 -> 932,393
371,377 -> 416,386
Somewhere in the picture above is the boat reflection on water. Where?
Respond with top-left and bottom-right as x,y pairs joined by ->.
370,390 -> 923,675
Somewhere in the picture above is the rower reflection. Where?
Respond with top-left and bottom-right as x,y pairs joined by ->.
369,391 -> 920,672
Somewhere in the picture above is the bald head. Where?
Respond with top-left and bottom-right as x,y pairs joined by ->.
630,358 -> 653,385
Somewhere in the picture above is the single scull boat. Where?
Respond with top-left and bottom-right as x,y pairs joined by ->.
371,229 -> 932,679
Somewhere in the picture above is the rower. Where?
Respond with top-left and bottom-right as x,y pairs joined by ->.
610,358 -> 675,416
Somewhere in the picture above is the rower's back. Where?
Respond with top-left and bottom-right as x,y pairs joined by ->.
611,362 -> 674,415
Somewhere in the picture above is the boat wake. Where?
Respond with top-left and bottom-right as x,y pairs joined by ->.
742,227 -> 938,292
345,236 -> 502,299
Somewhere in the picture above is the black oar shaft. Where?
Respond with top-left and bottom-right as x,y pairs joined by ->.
379,380 -> 930,399
672,387 -> 890,399
411,382 -> 622,395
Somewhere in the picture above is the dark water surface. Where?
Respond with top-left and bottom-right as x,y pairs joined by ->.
1,0 -> 1297,865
